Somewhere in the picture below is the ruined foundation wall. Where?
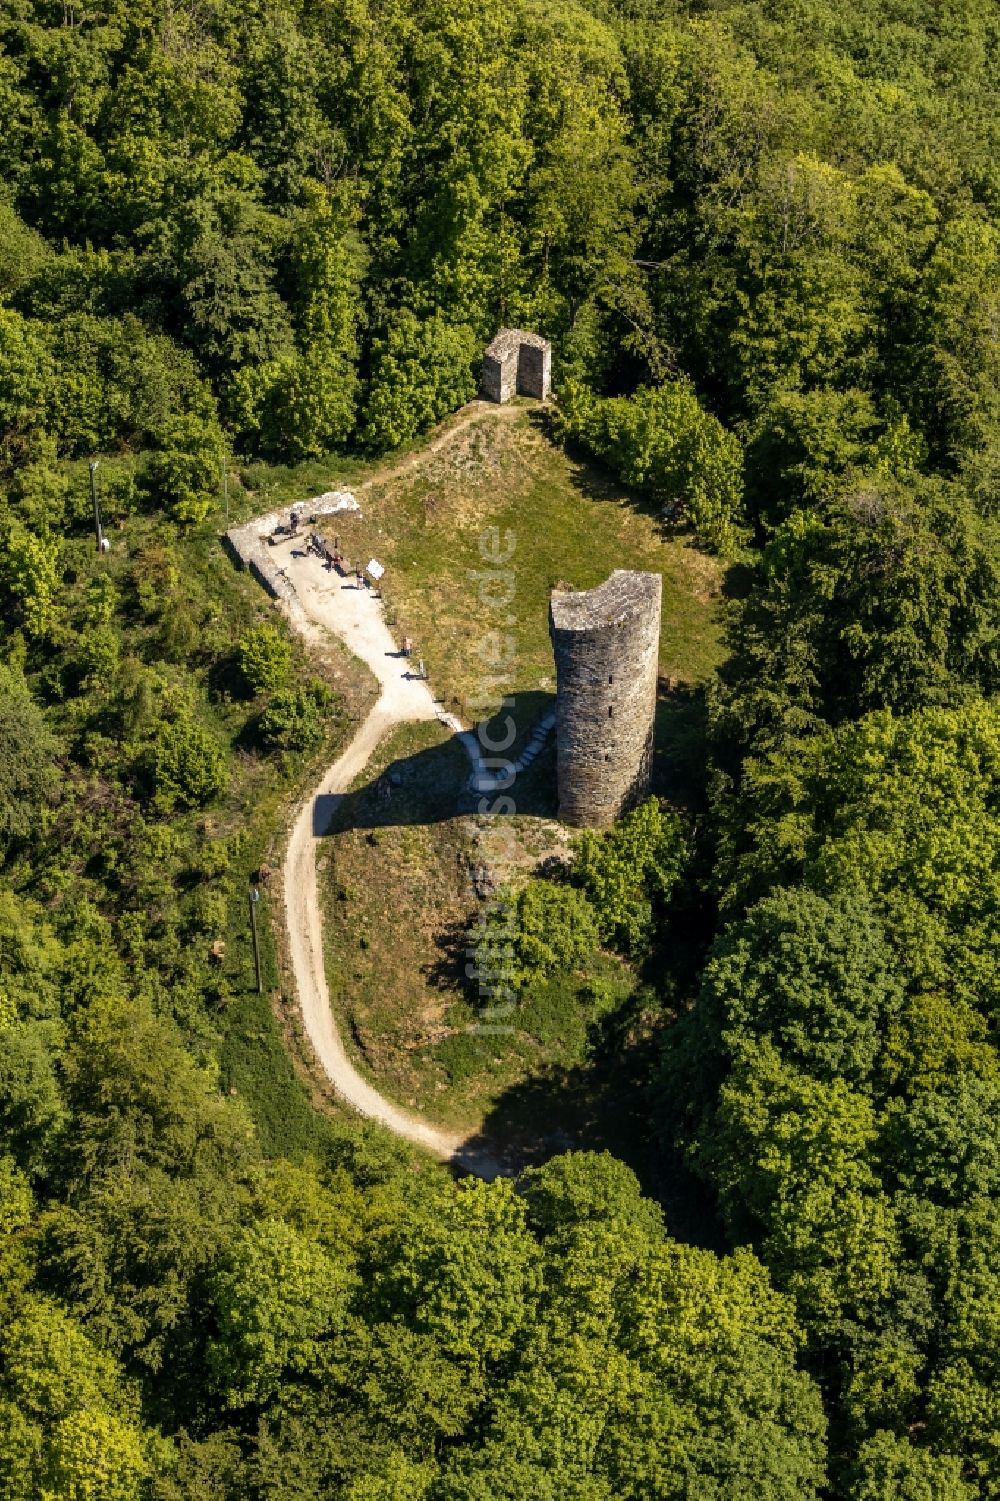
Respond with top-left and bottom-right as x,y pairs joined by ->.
482,329 -> 551,402
550,570 -> 662,827
516,339 -> 551,399
482,347 -> 518,404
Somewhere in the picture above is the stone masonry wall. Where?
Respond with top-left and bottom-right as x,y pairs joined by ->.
549,570 -> 662,827
516,339 -> 551,399
482,345 -> 518,403
482,328 -> 551,402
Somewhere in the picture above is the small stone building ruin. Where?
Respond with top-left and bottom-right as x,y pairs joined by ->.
549,570 -> 662,827
482,329 -> 551,403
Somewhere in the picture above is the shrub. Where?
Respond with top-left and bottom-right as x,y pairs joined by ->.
258,682 -> 332,752
73,624 -> 121,689
468,878 -> 599,994
433,1030 -> 495,1085
144,412 -> 221,524
573,797 -> 686,954
516,880 -> 599,977
239,623 -> 291,696
0,306 -> 53,464
156,599 -> 201,666
132,545 -> 179,618
362,310 -> 477,452
0,519 -> 60,640
147,715 -> 227,810
7,457 -> 72,533
561,379 -> 746,554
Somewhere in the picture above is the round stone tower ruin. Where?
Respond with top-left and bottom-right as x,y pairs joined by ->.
482,329 -> 551,404
549,570 -> 662,827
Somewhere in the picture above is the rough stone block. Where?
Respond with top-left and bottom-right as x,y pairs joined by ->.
482,328 -> 551,403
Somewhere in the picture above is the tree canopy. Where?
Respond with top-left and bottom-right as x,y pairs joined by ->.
2,0 -> 999,1495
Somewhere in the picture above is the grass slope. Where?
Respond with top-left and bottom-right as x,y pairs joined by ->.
302,406 -> 726,1152
319,408 -> 726,714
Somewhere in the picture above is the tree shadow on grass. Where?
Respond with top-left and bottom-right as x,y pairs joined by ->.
721,558 -> 755,600
312,678 -> 707,837
652,678 -> 710,811
565,446 -> 665,528
313,735 -> 468,835
451,1017 -> 725,1248
525,409 -> 666,528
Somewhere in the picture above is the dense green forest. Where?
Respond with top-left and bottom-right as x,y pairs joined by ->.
2,0 -> 999,1496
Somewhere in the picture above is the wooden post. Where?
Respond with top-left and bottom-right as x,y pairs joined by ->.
249,886 -> 263,994
89,460 -> 104,553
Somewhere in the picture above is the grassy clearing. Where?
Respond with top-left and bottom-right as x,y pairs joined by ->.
212,405 -> 726,1149
221,405 -> 726,702
296,407 -> 728,1144
319,719 -> 618,1134
300,408 -> 726,716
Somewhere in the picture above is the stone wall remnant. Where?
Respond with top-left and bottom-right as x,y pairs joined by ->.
482,328 -> 551,403
549,570 -> 662,827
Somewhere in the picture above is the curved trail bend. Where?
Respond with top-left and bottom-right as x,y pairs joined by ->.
280,549 -> 503,1177
237,406 -> 538,1179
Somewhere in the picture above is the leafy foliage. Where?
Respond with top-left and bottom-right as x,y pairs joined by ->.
238,622 -> 291,696
257,680 -> 333,753
145,714 -> 228,812
512,880 -> 600,980
2,0 -> 1000,1494
0,663 -> 59,852
573,797 -> 687,955
561,379 -> 746,554
208,1218 -> 355,1407
363,312 -> 478,452
144,413 -> 223,525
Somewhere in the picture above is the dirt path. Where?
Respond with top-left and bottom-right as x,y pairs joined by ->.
275,547 -> 502,1177
355,398 -> 524,495
228,404 -> 548,1177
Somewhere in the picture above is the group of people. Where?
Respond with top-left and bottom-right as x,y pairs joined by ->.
284,507 -> 426,677
273,510 -> 343,569
307,531 -> 346,571
268,508 -> 306,547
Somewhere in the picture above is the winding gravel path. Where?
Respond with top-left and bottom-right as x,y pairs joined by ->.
227,405 -> 557,1178
277,550 -> 503,1176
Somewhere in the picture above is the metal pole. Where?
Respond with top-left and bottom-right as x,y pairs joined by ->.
89,461 -> 103,553
222,452 -> 229,527
249,886 -> 263,994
